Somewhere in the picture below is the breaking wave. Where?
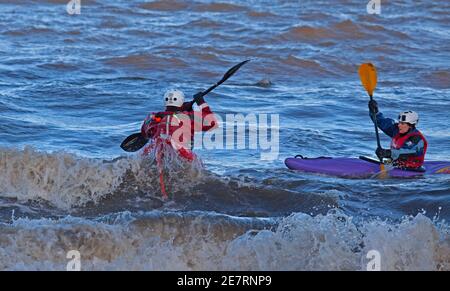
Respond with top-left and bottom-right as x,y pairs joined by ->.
1,210 -> 449,271
0,146 -> 202,210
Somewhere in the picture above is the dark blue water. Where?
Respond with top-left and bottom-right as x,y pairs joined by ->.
0,0 -> 449,270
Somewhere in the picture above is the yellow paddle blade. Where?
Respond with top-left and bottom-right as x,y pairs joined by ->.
358,63 -> 377,97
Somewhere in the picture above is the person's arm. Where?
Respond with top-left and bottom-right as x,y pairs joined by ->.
191,102 -> 218,132
191,92 -> 218,132
200,103 -> 218,132
368,100 -> 398,138
141,114 -> 158,139
370,112 -> 397,138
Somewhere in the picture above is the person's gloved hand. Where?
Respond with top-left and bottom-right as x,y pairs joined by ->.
376,147 -> 391,159
368,100 -> 378,114
193,92 -> 205,105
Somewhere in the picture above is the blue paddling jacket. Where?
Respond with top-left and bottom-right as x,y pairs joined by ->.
370,112 -> 427,168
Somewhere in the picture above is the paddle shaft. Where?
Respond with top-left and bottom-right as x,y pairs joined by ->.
187,82 -> 220,107
187,81 -> 224,107
369,95 -> 386,170
369,95 -> 382,149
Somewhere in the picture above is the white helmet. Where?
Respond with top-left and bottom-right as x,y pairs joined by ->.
398,110 -> 419,125
164,89 -> 185,107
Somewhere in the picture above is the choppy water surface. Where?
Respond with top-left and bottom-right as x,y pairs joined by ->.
0,0 -> 449,270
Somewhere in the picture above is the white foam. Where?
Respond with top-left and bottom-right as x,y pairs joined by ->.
0,145 -> 209,210
227,212 -> 450,271
0,211 -> 449,271
0,146 -> 142,209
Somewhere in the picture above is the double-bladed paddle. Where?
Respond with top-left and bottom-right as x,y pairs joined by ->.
120,60 -> 250,152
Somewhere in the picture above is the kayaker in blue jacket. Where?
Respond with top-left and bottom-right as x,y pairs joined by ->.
368,100 -> 428,170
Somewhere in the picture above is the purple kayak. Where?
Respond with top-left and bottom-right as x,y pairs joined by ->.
285,157 -> 450,178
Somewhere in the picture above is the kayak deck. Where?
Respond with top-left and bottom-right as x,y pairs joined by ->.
285,157 -> 450,178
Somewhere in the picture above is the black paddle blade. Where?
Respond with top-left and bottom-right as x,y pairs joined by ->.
202,60 -> 251,96
120,132 -> 149,152
220,59 -> 250,84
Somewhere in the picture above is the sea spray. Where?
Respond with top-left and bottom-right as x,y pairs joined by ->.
1,210 -> 449,271
0,147 -> 141,209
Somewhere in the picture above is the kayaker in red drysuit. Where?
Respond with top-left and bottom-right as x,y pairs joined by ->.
369,100 -> 428,170
141,89 -> 218,198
